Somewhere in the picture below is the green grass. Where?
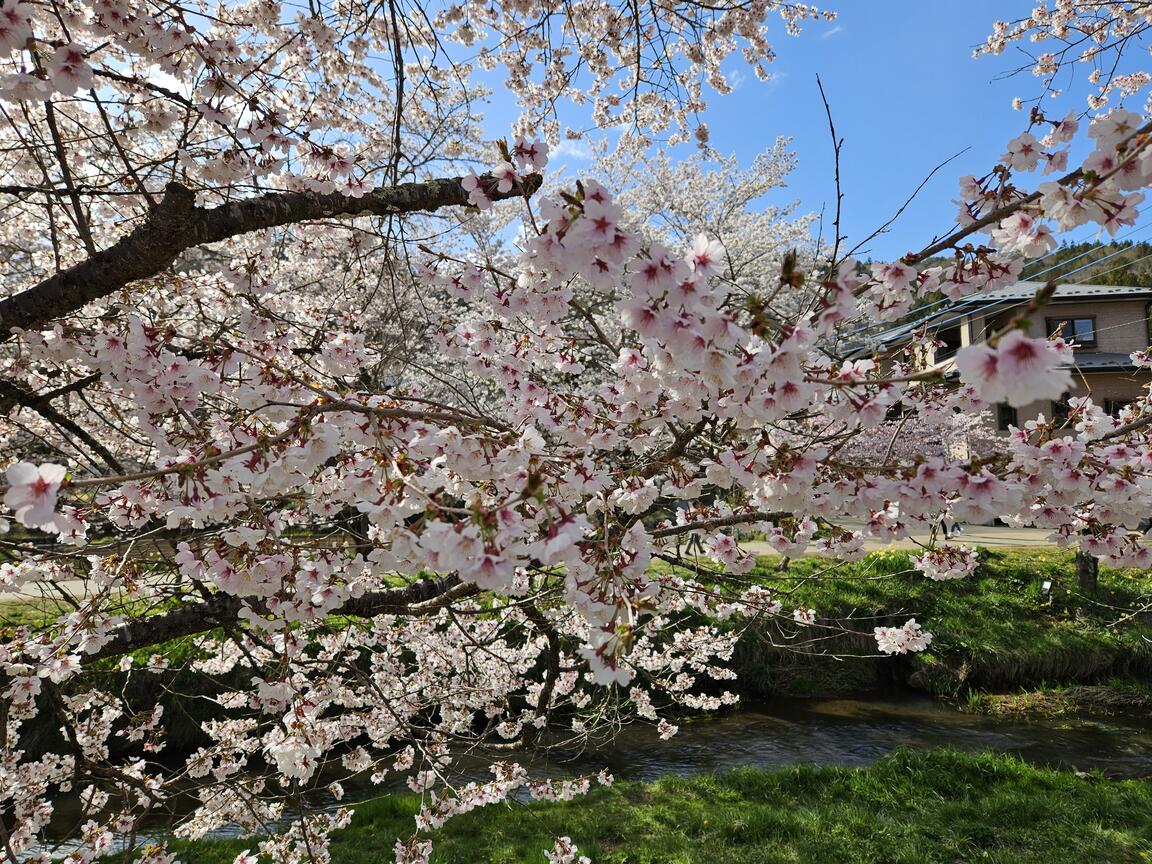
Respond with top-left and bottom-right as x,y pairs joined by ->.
965,679 -> 1152,717
7,547 -> 1150,759
169,749 -> 1152,864
722,548 -> 1152,697
0,596 -> 73,631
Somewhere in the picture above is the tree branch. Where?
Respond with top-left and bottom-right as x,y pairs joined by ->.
815,74 -> 844,267
88,574 -> 478,661
0,378 -> 123,471
904,118 -> 1152,264
0,172 -> 543,338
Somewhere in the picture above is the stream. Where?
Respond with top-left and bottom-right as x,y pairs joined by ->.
31,695 -> 1152,857
570,695 -> 1152,781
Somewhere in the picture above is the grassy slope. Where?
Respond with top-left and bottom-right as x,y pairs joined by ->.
173,750 -> 1152,864
729,548 -> 1152,697
7,548 -> 1151,751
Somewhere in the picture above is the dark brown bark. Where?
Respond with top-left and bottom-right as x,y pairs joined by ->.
648,510 -> 785,539
0,173 -> 542,338
0,377 -> 122,471
89,574 -> 477,661
1076,549 -> 1098,596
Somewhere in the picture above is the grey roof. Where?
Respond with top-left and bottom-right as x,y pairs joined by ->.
855,318 -> 921,348
960,281 -> 1152,304
866,280 -> 1151,344
1069,352 -> 1143,371
934,351 -> 1139,379
839,280 -> 1152,355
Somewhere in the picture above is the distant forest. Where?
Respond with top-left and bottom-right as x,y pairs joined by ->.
1019,239 -> 1152,287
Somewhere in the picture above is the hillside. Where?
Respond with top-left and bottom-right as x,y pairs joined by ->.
1020,239 -> 1152,287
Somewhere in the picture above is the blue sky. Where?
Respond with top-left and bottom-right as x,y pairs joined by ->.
475,1 -> 1146,262
707,1 -> 1044,261
719,1 -> 1031,260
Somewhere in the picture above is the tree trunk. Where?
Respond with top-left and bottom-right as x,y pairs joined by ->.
1076,549 -> 1098,596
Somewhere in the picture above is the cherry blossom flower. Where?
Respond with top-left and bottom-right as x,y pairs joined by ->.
394,838 -> 433,864
687,233 -> 725,276
4,462 -> 67,529
462,172 -> 493,209
0,0 -> 30,52
491,161 -> 518,192
912,545 -> 978,581
1001,132 -> 1041,171
48,43 -> 93,96
874,619 -> 933,655
545,837 -> 591,864
955,329 -> 1072,408
3,4 -> 1152,861
512,137 -> 549,171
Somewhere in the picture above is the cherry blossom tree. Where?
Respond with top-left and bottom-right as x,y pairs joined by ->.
1,1 -> 1151,863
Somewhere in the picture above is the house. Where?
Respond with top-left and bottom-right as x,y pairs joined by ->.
859,281 -> 1152,433
949,282 -> 1151,431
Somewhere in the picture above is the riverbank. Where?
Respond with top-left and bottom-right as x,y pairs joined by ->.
6,547 -> 1151,758
170,749 -> 1152,864
726,548 -> 1152,705
964,681 -> 1152,717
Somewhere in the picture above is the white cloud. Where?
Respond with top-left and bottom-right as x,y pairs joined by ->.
553,138 -> 594,161
821,24 -> 844,39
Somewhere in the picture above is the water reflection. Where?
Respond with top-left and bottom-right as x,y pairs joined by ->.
34,695 -> 1152,856
567,696 -> 1152,782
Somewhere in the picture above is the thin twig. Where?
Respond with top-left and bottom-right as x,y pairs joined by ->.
816,75 -> 844,267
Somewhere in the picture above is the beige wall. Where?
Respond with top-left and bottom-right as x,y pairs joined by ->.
1010,370 -> 1150,428
1025,300 -> 1150,354
967,298 -> 1152,355
944,298 -> 1151,434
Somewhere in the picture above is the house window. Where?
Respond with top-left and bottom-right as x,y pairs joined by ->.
984,312 -> 1013,340
935,326 -> 962,362
995,403 -> 1018,431
1046,316 -> 1096,347
1051,393 -> 1072,424
1104,398 -> 1132,419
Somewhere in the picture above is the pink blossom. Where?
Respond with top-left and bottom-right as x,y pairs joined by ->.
1048,111 -> 1079,145
687,233 -> 725,277
792,607 -> 816,625
0,0 -> 30,52
1001,132 -> 1041,172
491,161 -> 518,192
393,838 -> 432,864
461,172 -> 492,209
48,43 -> 92,96
912,545 -> 978,581
512,137 -> 549,171
874,619 -> 933,654
4,462 -> 66,529
955,329 -> 1072,408
545,837 -> 591,864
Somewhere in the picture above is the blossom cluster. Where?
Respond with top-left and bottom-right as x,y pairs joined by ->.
1,2 -> 1151,863
873,620 -> 934,655
911,546 -> 979,582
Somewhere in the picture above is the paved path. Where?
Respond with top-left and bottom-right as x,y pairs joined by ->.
742,521 -> 1060,557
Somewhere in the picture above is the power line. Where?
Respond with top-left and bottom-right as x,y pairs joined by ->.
841,222 -> 1152,344
1023,221 -> 1152,282
853,238 -> 1152,348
